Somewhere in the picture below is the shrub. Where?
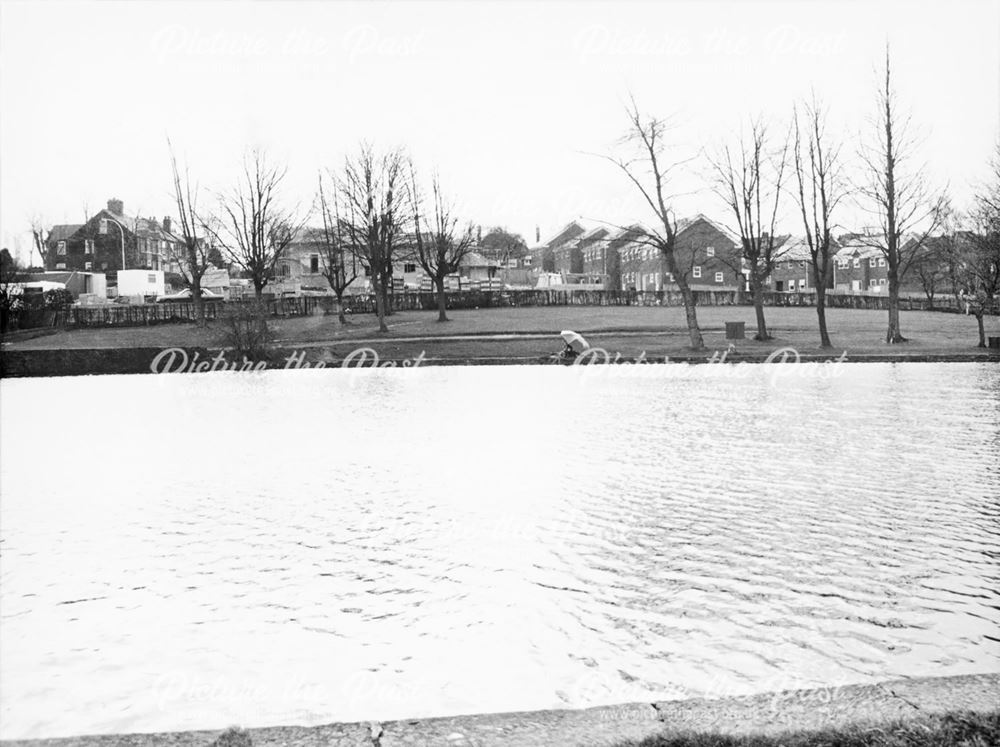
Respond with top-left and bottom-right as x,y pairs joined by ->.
223,301 -> 272,361
43,288 -> 75,310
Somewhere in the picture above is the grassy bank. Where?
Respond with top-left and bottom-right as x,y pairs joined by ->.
620,710 -> 1000,746
3,306 -> 999,362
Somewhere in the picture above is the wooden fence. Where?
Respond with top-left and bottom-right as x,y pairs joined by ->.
5,289 -> 993,330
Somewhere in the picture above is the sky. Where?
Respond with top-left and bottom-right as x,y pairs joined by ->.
1,0 -> 998,265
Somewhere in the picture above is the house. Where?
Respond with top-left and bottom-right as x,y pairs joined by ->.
45,199 -> 185,279
768,236 -> 836,292
459,251 -> 501,287
674,215 -> 744,291
531,220 -> 590,273
833,237 -> 888,292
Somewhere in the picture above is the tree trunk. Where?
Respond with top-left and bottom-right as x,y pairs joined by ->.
335,290 -> 346,324
976,311 -> 986,347
885,263 -> 906,343
749,271 -> 770,340
373,277 -> 388,333
380,272 -> 393,316
680,287 -> 704,349
816,285 -> 832,348
885,282 -> 905,343
254,283 -> 264,301
192,276 -> 206,327
435,276 -> 448,322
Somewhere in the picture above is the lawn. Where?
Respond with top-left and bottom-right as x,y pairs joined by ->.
3,305 -> 998,362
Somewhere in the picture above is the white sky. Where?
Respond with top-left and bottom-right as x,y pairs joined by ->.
1,0 -> 998,263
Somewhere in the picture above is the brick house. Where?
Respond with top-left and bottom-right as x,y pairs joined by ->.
768,236 -> 836,292
46,199 -> 185,277
833,237 -> 888,292
532,220 -> 589,273
668,215 -> 743,291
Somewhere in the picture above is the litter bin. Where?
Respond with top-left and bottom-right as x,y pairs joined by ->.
725,321 -> 746,340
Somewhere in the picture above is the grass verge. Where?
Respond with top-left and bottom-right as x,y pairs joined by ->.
619,710 -> 999,747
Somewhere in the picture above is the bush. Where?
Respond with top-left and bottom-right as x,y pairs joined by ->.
43,288 -> 75,310
223,302 -> 272,361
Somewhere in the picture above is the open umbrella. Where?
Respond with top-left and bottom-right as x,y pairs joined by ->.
560,330 -> 590,355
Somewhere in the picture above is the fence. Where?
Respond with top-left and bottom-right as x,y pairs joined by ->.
10,289 -> 995,330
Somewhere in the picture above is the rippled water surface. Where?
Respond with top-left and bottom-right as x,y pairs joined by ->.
1,363 -> 999,739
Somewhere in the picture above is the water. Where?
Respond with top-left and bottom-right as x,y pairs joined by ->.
1,363 -> 998,739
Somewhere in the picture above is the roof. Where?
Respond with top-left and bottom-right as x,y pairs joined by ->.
676,214 -> 741,245
835,239 -> 883,259
99,208 -> 183,242
49,224 -> 83,243
536,219 -> 590,250
460,251 -> 498,268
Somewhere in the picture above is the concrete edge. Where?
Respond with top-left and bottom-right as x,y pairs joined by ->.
2,345 -> 999,378
3,673 -> 997,747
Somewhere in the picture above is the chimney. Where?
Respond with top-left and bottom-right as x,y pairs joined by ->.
107,198 -> 124,215
163,216 -> 172,234
535,225 -> 541,243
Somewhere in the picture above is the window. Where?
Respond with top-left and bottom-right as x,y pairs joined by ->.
869,278 -> 878,287
853,258 -> 860,268
84,239 -> 94,254
799,279 -> 807,289
693,266 -> 702,278
147,273 -> 157,283
666,272 -> 674,282
279,264 -> 290,277
85,261 -> 92,270
715,271 -> 724,283
869,258 -> 877,267
403,263 -> 416,273
364,267 -> 371,277
310,255 -> 320,274
101,262 -> 108,270
56,262 -> 66,269
878,258 -> 886,267
57,241 -> 66,255
879,278 -> 887,286
706,246 -> 715,257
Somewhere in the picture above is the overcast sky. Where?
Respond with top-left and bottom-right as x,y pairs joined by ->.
1,0 -> 998,262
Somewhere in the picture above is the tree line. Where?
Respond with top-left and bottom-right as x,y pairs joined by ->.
607,47 -> 1000,349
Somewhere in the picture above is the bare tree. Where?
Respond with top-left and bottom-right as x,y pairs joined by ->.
856,45 -> 946,343
953,143 -> 1000,347
410,169 -> 475,322
709,118 -> 790,341
29,217 -> 51,268
167,138 -> 213,325
206,149 -> 301,300
335,144 -> 410,333
601,97 -> 704,349
316,172 -> 358,324
792,97 -> 845,348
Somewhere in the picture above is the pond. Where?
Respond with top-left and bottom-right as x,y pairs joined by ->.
1,363 -> 998,739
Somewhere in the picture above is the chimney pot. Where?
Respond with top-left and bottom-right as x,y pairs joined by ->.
163,216 -> 172,234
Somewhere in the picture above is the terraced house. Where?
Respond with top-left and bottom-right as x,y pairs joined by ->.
533,215 -> 742,291
768,236 -> 837,292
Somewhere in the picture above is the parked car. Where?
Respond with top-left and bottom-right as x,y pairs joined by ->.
156,288 -> 226,303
